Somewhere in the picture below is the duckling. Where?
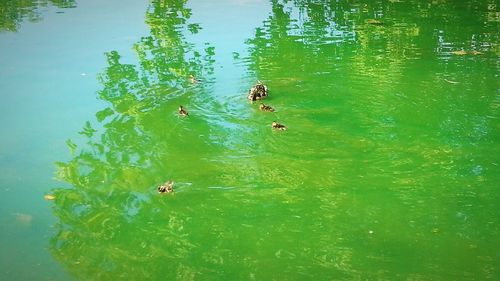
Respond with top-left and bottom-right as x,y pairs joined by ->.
271,121 -> 287,130
247,81 -> 269,101
158,180 -> 174,194
259,103 -> 275,112
178,105 -> 189,116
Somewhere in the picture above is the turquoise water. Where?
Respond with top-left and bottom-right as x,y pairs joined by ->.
1,0 -> 499,280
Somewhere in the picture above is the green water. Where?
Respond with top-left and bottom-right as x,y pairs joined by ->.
1,0 -> 499,280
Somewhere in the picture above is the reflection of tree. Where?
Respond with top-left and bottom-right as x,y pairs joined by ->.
49,0 -> 226,279
243,0 -> 499,278
245,0 -> 498,152
0,0 -> 76,32
247,0 -> 498,81
48,0 -> 499,279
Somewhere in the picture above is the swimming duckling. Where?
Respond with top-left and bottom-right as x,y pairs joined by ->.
158,180 -> 174,194
259,103 -> 275,112
271,121 -> 287,130
247,81 -> 269,101
178,105 -> 189,116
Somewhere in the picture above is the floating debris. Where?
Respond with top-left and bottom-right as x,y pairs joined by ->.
451,50 -> 467,56
188,75 -> 199,84
13,213 -> 33,226
444,79 -> 459,84
366,19 -> 383,25
451,50 -> 484,56
44,194 -> 56,201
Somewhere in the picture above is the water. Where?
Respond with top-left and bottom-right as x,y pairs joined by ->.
1,0 -> 499,280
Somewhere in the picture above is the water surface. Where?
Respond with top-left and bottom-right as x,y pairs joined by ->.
0,0 -> 499,280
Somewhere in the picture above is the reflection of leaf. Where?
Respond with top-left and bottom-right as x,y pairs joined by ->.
0,0 -> 76,32
79,121 -> 97,137
65,139 -> 77,155
205,46 -> 215,56
366,19 -> 383,25
95,107 -> 114,122
187,23 -> 201,34
54,161 -> 76,183
51,0 -> 222,278
49,1 -> 500,280
451,50 -> 467,55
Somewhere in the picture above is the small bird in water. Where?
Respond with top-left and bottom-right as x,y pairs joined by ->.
158,180 -> 174,194
178,105 -> 189,116
272,121 -> 287,130
259,103 -> 275,112
247,81 -> 269,101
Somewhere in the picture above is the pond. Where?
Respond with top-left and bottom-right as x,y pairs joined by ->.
0,0 -> 499,280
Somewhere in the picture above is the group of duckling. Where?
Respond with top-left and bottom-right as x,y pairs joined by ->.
158,81 -> 285,194
176,81 -> 286,129
247,81 -> 287,130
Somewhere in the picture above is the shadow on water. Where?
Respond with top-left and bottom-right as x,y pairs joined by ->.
0,0 -> 76,32
49,0 -> 499,280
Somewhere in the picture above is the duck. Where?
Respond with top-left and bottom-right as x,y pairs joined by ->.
259,103 -> 275,112
178,105 -> 189,116
272,121 -> 287,130
158,180 -> 174,194
247,81 -> 269,101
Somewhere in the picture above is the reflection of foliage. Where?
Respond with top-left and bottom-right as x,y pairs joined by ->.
49,0 -> 223,279
49,0 -> 499,280
245,0 -> 499,143
0,0 -> 76,32
243,2 -> 500,278
247,0 -> 498,80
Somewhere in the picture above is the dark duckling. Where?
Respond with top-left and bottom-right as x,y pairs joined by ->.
178,105 -> 189,116
247,81 -> 269,101
272,121 -> 287,130
158,180 -> 174,194
259,103 -> 275,112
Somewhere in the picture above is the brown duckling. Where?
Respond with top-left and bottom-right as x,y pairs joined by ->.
158,180 -> 174,194
178,105 -> 189,116
271,121 -> 287,130
259,103 -> 275,112
247,81 -> 269,101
